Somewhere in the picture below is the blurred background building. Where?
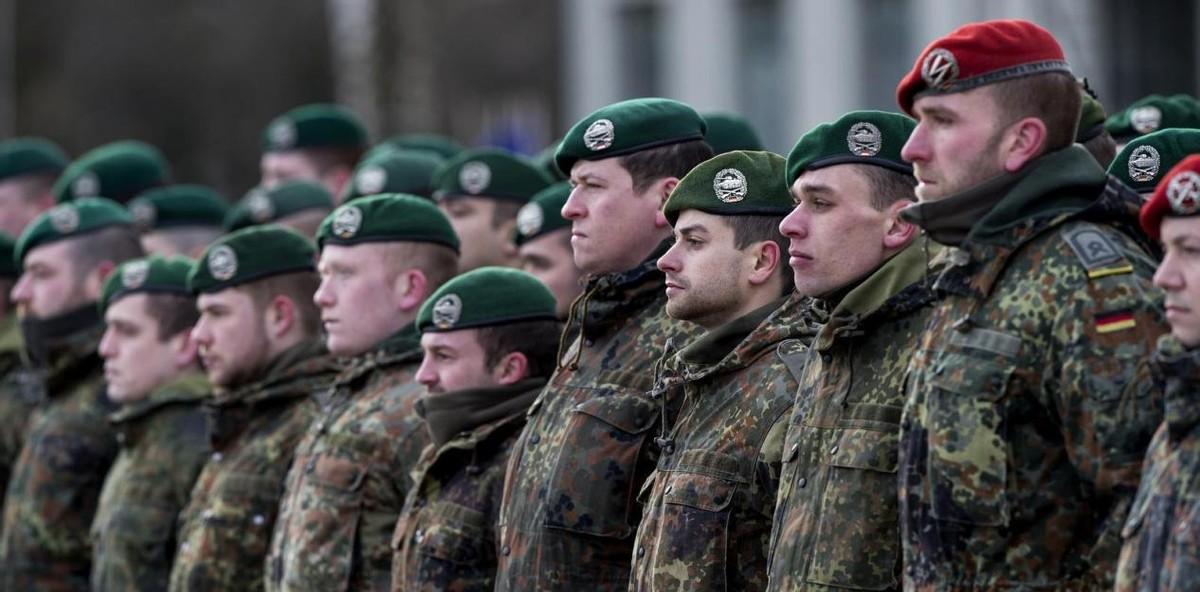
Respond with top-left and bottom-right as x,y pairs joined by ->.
0,0 -> 1196,197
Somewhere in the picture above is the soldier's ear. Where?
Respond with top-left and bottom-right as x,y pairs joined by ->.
746,239 -> 782,287
396,269 -> 428,313
171,328 -> 201,370
882,200 -> 918,251
492,350 -> 529,385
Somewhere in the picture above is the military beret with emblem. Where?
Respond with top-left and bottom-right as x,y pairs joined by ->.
99,255 -> 194,313
187,224 -> 315,294
896,19 -> 1072,115
262,103 -> 367,153
703,112 -> 765,155
532,143 -> 567,181
417,266 -> 556,333
1104,94 -> 1200,141
370,133 -> 464,161
341,149 -> 444,203
224,181 -> 333,232
127,185 -> 229,232
515,182 -> 571,246
663,150 -> 793,226
1076,81 -> 1108,144
1140,154 -> 1200,241
316,192 -> 460,252
0,137 -> 68,182
0,233 -> 16,279
432,148 -> 551,203
1109,129 -> 1200,194
786,110 -> 916,184
554,97 -> 708,176
53,140 -> 170,204
15,197 -> 132,264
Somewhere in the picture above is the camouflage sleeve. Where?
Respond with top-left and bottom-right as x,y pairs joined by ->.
1050,233 -> 1166,585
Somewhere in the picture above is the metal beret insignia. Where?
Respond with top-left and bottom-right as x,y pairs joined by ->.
355,165 -> 388,195
459,161 -> 492,195
247,190 -> 275,223
584,119 -> 615,151
72,171 -> 101,198
130,201 -> 156,230
1128,145 -> 1161,183
121,260 -> 150,289
517,202 -> 544,238
921,48 -> 959,89
1168,171 -> 1200,215
331,205 -> 363,238
432,294 -> 462,329
48,205 -> 80,233
713,169 -> 748,203
847,122 -> 882,157
268,119 -> 298,150
1130,106 -> 1163,135
207,245 -> 238,281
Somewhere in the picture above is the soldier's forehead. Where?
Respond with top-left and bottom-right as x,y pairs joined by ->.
1160,216 -> 1200,243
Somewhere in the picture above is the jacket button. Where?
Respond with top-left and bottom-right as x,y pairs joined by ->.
414,529 -> 425,544
830,445 -> 839,455
637,546 -> 646,558
529,434 -> 541,445
664,485 -> 673,495
584,338 -> 595,347
502,545 -> 511,556
252,514 -> 266,526
210,452 -> 223,463
798,477 -> 807,489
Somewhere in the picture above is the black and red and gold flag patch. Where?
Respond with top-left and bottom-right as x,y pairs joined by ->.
1096,310 -> 1137,334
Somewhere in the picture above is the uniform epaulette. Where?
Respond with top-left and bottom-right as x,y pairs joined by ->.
776,339 -> 809,384
1060,222 -> 1134,280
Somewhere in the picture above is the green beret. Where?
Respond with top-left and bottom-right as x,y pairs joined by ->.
0,234 -> 16,279
515,182 -> 571,246
369,133 -> 464,161
1108,128 -> 1200,194
187,224 -> 315,294
1077,84 -> 1108,143
417,266 -> 556,333
663,151 -> 793,225
342,149 -> 444,202
554,98 -> 707,176
263,103 -> 367,152
786,110 -> 916,184
532,143 -> 567,181
15,197 -> 132,264
317,193 -> 460,252
432,148 -> 551,203
99,255 -> 194,313
53,140 -> 170,204
0,137 -> 68,182
703,112 -> 764,154
128,185 -> 229,232
1105,94 -> 1199,140
224,181 -> 333,232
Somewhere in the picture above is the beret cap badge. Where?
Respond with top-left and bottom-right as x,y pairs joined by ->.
72,171 -> 100,198
1168,171 -> 1200,215
1128,145 -> 1162,183
432,294 -> 462,329
1131,106 -> 1163,134
921,48 -> 959,89
583,119 -> 615,151
268,120 -> 298,150
459,161 -> 492,195
712,168 -> 748,203
207,245 -> 238,281
121,260 -> 150,289
847,122 -> 883,157
49,205 -> 81,233
331,205 -> 363,238
355,165 -> 388,195
516,202 -> 544,238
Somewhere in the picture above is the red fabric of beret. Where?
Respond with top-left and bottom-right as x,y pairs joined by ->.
1142,154 -> 1200,241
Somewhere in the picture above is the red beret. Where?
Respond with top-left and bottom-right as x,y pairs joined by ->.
896,19 -> 1072,115
1141,154 -> 1200,241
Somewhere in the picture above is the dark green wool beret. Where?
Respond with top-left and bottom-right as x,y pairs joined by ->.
187,224 -> 315,294
262,103 -> 368,152
317,193 -> 460,252
554,97 -> 707,175
128,185 -> 228,232
432,148 -> 551,203
417,266 -> 556,333
1105,95 -> 1199,140
786,110 -> 916,185
371,133 -> 465,161
0,137 -> 68,182
515,182 -> 571,246
224,181 -> 333,232
53,140 -> 170,204
1077,84 -> 1108,143
0,234 -> 16,278
15,197 -> 132,264
341,149 -> 444,202
1108,129 -> 1200,194
100,255 -> 194,313
663,151 -> 793,225
703,112 -> 765,155
532,143 -> 567,181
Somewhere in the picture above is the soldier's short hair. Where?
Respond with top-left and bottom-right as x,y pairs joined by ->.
142,292 -> 200,341
859,164 -> 918,211
988,72 -> 1082,154
476,319 -> 561,379
723,214 -> 794,292
490,200 -> 523,230
148,227 -> 223,256
3,172 -> 56,202
66,225 -> 145,277
381,242 -> 459,297
240,271 -> 322,337
619,139 -> 715,194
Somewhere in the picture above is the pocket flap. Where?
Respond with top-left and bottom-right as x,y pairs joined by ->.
663,471 -> 735,512
572,394 -> 657,435
930,351 -> 1013,402
829,428 -> 899,474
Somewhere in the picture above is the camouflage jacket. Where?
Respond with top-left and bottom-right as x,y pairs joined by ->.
266,327 -> 428,592
0,316 -> 36,518
767,241 -> 938,591
169,339 -> 337,592
391,378 -> 544,592
898,146 -> 1166,590
495,245 -> 701,591
91,372 -> 211,592
1116,336 -> 1200,591
0,320 -> 117,591
630,293 -> 817,592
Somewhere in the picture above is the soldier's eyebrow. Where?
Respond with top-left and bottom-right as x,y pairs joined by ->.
676,224 -> 709,237
797,181 -> 834,197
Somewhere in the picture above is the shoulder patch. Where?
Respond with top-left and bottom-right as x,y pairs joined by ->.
1061,224 -> 1131,278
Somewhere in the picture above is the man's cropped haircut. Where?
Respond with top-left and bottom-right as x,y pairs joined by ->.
989,72 -> 1082,154
619,140 -> 715,194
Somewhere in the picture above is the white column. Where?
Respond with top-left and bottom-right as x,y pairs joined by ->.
908,0 -> 979,56
783,0 -> 864,136
660,0 -> 738,112
326,0 -> 380,136
563,0 -> 623,128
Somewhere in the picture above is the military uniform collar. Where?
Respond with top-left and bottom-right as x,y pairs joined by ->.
0,315 -> 21,357
215,337 -> 336,406
335,323 -> 422,386
1155,335 -> 1200,442
416,377 -> 545,448
110,371 -> 208,425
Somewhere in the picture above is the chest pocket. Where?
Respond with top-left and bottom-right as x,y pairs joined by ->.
543,392 -> 657,539
397,501 -> 494,591
198,472 -> 280,566
926,331 -> 1017,528
92,503 -> 177,588
281,451 -> 368,591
